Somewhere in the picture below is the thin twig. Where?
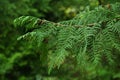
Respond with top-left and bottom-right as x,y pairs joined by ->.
36,17 -> 120,29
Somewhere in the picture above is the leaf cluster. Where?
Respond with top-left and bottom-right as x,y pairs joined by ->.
14,3 -> 120,77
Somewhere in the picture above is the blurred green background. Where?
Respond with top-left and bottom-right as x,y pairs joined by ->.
0,0 -> 120,80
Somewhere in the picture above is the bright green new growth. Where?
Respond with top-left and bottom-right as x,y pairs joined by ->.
14,3 -> 120,73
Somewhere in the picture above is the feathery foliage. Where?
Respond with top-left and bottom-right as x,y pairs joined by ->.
14,2 -> 120,76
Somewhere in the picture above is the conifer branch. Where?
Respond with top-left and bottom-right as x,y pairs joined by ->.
14,3 -> 120,73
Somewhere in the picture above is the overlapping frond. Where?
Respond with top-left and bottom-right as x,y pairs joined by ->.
14,3 -> 120,73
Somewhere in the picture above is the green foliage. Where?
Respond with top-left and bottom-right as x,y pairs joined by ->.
0,0 -> 120,80
14,2 -> 120,80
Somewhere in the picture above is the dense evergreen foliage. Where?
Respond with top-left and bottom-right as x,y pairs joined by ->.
14,2 -> 120,80
0,0 -> 120,80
